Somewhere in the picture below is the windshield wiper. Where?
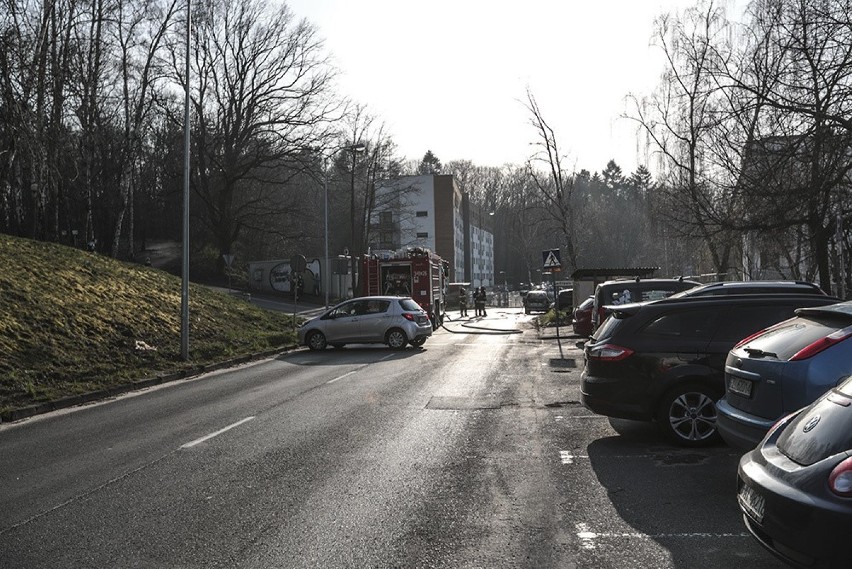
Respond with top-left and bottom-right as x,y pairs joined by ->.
744,347 -> 778,359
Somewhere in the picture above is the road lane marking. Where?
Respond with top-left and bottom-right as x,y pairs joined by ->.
327,371 -> 357,384
326,354 -> 396,384
575,523 -> 748,549
560,451 -> 589,464
181,416 -> 255,449
558,450 -> 741,464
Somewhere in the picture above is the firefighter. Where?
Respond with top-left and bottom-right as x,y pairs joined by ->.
475,286 -> 487,317
459,287 -> 468,317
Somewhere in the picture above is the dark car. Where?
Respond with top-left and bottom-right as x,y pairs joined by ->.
591,278 -> 700,330
523,290 -> 551,314
580,294 -> 840,446
717,300 -> 852,449
738,375 -> 852,568
556,288 -> 573,311
572,296 -> 594,337
669,279 -> 827,298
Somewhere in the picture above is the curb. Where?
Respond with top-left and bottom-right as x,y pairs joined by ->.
0,344 -> 298,425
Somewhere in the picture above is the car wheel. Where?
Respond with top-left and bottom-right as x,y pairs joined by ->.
525,308 -> 530,314
331,343 -> 345,349
386,328 -> 408,350
409,338 -> 426,348
306,331 -> 327,351
656,382 -> 722,447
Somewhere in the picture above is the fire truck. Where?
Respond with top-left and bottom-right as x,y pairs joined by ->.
360,247 -> 448,329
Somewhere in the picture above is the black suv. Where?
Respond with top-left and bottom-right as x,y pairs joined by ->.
668,280 -> 827,298
580,294 -> 840,447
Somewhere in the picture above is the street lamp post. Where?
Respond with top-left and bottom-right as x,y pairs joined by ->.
347,143 -> 366,296
322,143 -> 365,307
323,156 -> 330,308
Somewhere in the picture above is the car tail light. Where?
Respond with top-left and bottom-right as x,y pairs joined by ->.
587,343 -> 634,361
402,313 -> 416,321
829,457 -> 852,497
789,325 -> 852,361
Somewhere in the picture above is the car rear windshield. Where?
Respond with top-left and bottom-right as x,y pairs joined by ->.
743,316 -> 845,360
600,285 -> 685,305
777,397 -> 852,465
398,298 -> 422,311
593,312 -> 626,340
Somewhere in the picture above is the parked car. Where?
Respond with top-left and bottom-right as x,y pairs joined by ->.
580,294 -> 840,446
717,300 -> 852,449
572,296 -> 594,337
669,279 -> 827,298
297,296 -> 432,350
591,278 -> 700,330
524,290 -> 552,314
737,374 -> 852,568
556,288 -> 573,311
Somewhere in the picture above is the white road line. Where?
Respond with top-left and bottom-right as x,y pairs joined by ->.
575,523 -> 748,549
327,371 -> 357,384
559,450 -> 742,463
181,416 -> 255,449
326,354 -> 395,384
560,451 -> 589,464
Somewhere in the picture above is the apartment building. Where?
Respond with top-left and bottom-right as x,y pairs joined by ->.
371,174 -> 494,286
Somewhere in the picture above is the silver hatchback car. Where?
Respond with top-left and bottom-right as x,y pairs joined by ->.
298,296 -> 432,350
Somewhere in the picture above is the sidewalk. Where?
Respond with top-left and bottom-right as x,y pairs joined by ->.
205,286 -> 327,318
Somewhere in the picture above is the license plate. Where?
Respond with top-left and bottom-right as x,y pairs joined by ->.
738,484 -> 765,523
729,376 -> 753,397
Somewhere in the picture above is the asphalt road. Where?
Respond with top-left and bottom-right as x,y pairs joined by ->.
0,308 -> 786,568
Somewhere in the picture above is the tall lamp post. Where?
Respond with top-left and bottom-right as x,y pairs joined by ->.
323,156 -> 330,308
347,143 -> 365,296
323,143 -> 365,307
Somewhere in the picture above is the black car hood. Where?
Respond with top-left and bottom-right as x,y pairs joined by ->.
777,390 -> 852,466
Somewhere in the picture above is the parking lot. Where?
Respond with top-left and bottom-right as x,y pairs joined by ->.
538,334 -> 783,568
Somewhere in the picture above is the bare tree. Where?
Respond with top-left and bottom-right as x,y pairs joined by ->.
107,0 -> 180,258
524,88 -> 579,272
626,1 -> 739,279
0,0 -> 81,241
174,0 -> 340,271
722,0 -> 852,293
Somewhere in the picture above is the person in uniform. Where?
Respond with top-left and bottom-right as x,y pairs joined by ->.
473,286 -> 484,317
459,287 -> 468,317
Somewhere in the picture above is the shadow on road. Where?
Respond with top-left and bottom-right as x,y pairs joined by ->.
583,429 -> 775,568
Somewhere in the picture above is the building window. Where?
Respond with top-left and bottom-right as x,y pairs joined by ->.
416,232 -> 429,238
416,211 -> 428,217
379,211 -> 392,225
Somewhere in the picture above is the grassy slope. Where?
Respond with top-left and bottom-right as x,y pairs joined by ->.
0,234 -> 298,415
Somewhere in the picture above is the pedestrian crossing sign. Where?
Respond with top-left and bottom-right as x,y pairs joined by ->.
542,249 -> 561,269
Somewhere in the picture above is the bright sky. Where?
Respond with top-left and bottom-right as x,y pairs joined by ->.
286,0 -> 744,175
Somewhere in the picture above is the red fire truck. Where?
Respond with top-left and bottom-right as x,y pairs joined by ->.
360,247 -> 448,329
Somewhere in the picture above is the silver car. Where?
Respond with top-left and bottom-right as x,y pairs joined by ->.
298,296 -> 432,350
